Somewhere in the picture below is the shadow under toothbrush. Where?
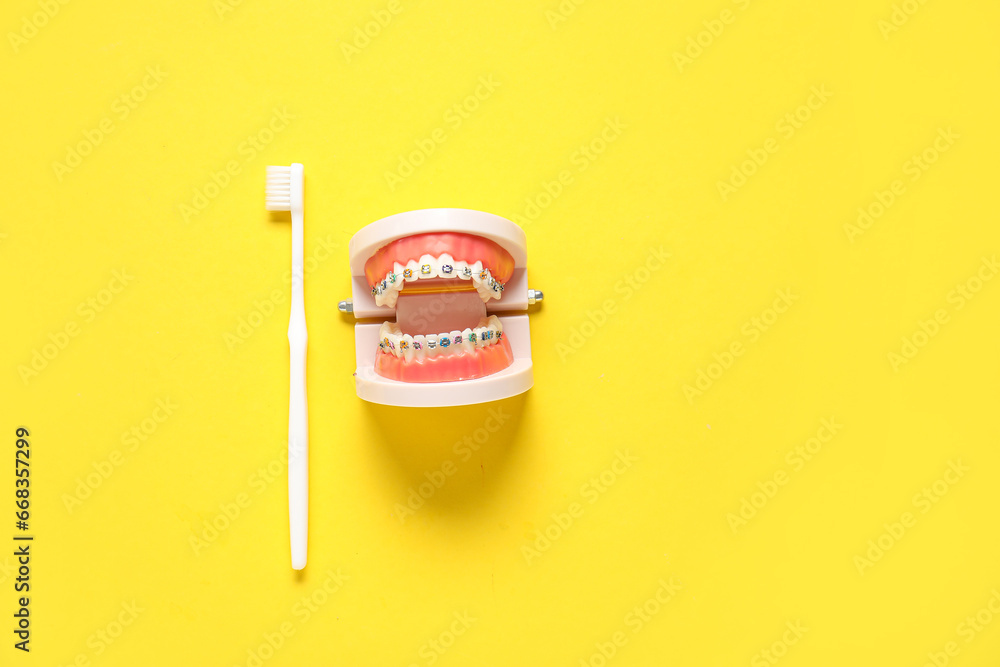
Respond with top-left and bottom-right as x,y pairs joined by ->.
362,391 -> 530,521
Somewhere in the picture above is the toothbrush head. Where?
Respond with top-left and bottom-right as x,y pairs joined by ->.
265,164 -> 303,213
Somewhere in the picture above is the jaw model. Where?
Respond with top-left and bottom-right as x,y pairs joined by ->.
346,209 -> 537,407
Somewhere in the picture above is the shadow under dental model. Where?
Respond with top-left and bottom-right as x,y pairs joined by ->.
362,392 -> 529,520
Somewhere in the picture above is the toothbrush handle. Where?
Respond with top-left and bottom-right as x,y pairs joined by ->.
288,200 -> 308,570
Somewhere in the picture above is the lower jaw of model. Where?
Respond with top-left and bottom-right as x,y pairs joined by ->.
366,233 -> 516,383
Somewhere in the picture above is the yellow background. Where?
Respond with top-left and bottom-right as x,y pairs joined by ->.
2,0 -> 999,665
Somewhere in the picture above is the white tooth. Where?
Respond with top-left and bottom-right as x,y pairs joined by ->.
486,315 -> 501,345
470,317 -> 485,348
469,264 -> 493,302
458,328 -> 473,353
418,254 -> 436,279
401,334 -> 415,362
372,272 -> 386,307
378,321 -> 391,350
455,260 -> 470,279
391,327 -> 403,357
471,267 -> 503,303
378,268 -> 404,308
404,260 -> 419,282
446,330 -> 462,353
438,253 -> 456,279
378,322 -> 403,357
414,335 -> 428,357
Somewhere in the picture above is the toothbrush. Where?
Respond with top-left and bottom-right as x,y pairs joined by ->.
266,163 -> 308,570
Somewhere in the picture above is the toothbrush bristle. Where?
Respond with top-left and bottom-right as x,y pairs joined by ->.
265,165 -> 293,211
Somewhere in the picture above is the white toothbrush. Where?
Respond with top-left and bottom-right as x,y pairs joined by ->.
266,163 -> 308,570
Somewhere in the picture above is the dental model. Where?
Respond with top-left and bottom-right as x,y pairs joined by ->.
340,209 -> 541,407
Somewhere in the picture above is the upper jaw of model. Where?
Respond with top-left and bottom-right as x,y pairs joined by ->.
370,255 -> 504,307
364,231 -> 514,309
